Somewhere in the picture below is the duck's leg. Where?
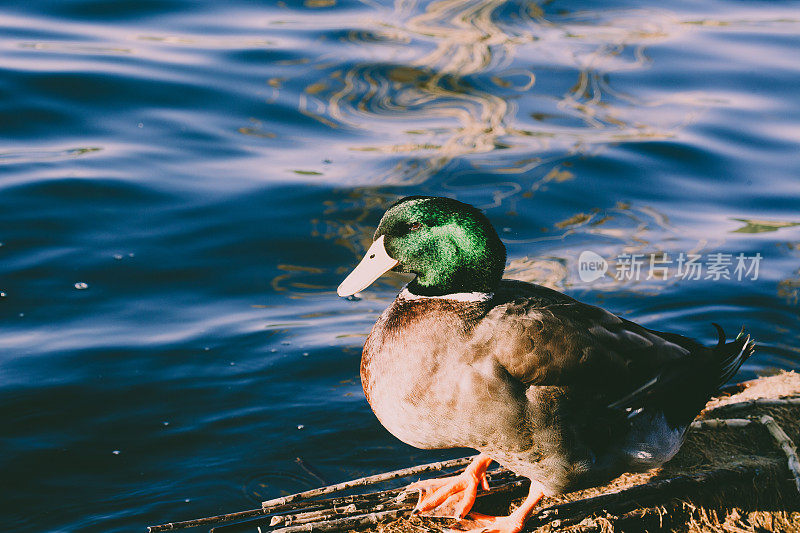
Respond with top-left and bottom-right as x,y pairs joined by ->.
408,454 -> 493,518
449,478 -> 545,533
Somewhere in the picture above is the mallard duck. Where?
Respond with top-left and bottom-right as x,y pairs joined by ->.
337,196 -> 755,533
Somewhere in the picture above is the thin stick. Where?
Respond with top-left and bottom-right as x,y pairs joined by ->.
754,414 -> 800,495
149,490 -> 408,532
210,500 -> 397,532
268,504 -> 361,527
260,455 -> 477,508
147,508 -> 270,532
147,456 -> 477,532
148,491 -> 397,532
690,418 -> 752,430
266,509 -> 404,533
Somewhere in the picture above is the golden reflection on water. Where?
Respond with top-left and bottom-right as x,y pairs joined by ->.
310,0 -> 519,181
266,0 -> 708,296
732,219 -> 800,234
262,1 -> 794,299
778,243 -> 800,306
779,274 -> 800,306
283,1 -> 699,185
276,187 -> 714,299
502,201 -> 710,293
0,146 -> 102,164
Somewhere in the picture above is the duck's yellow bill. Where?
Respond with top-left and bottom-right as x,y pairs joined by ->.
337,235 -> 399,297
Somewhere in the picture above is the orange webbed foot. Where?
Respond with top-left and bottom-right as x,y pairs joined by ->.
446,479 -> 546,533
406,455 -> 492,518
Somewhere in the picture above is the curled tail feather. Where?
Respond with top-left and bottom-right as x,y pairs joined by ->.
714,324 -> 755,389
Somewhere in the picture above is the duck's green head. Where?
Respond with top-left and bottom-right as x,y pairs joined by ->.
337,196 -> 506,297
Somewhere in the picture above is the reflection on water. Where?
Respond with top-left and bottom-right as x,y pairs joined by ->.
779,272 -> 800,305
779,243 -> 800,305
0,146 -> 102,164
733,218 -> 800,234
265,0 -> 756,293
282,192 -> 707,300
282,1 -> 708,187
255,1 -> 694,302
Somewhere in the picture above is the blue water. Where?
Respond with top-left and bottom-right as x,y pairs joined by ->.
2,0 -> 799,531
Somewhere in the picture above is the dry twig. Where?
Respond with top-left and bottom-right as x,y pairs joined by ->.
260,456 -> 477,509
148,456 -> 477,532
690,418 -> 752,430
266,509 -> 404,533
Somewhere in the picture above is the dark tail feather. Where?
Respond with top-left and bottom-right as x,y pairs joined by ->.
712,322 -> 726,347
714,324 -> 756,389
609,325 -> 756,426
609,325 -> 754,419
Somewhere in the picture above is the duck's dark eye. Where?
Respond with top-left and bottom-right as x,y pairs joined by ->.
409,222 -> 423,231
